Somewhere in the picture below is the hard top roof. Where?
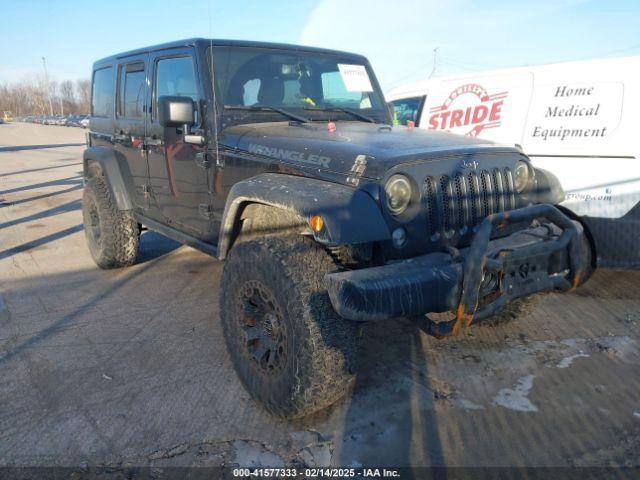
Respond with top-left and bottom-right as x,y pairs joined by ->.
93,38 -> 367,67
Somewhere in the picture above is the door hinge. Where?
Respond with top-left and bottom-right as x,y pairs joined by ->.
199,203 -> 213,219
142,184 -> 151,199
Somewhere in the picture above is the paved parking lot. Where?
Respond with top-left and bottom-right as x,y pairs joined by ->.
1,122 -> 639,469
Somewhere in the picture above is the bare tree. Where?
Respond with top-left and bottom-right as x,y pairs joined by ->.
60,80 -> 75,114
76,79 -> 90,114
0,75 -> 90,116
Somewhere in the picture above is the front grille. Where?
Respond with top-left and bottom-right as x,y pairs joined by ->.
424,168 -> 516,237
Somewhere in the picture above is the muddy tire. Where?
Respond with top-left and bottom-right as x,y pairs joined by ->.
82,176 -> 140,269
220,235 -> 359,418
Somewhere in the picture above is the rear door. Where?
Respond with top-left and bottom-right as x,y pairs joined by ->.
145,47 -> 212,238
114,54 -> 149,210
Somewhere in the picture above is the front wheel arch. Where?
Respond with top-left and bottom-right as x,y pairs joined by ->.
216,173 -> 391,260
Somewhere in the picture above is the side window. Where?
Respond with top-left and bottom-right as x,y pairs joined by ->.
154,55 -> 198,118
91,67 -> 114,117
391,96 -> 424,125
117,63 -> 145,119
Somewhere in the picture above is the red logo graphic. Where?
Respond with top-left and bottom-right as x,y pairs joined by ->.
428,84 -> 508,137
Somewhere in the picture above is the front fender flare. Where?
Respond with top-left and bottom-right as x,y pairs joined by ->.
83,146 -> 133,211
217,173 -> 391,259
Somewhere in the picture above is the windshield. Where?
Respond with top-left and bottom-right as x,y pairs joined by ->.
209,46 -> 388,125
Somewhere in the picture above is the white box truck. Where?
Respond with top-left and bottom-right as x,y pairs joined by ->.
387,56 -> 640,268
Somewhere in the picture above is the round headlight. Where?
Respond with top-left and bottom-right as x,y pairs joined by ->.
515,161 -> 532,193
385,174 -> 412,215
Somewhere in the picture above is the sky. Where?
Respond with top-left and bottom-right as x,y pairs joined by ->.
1,0 -> 639,91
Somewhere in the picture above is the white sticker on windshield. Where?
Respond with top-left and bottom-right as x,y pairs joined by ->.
338,64 -> 373,92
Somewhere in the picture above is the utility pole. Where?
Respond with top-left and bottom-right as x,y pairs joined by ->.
41,57 -> 54,116
428,47 -> 439,79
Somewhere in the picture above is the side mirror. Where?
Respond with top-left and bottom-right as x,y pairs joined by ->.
158,96 -> 195,128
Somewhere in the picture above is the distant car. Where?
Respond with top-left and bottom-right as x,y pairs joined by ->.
80,116 -> 90,128
0,118 -> 4,124
68,115 -> 86,127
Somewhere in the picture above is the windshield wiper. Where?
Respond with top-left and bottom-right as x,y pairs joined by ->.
303,106 -> 377,123
224,105 -> 310,124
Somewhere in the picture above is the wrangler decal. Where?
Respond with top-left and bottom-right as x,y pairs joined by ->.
248,143 -> 331,168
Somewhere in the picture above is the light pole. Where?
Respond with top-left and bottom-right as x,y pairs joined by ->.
41,57 -> 54,116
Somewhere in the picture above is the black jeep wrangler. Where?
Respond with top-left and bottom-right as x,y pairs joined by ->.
82,39 -> 592,418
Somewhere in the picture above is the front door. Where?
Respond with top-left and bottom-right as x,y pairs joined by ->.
145,47 -> 212,239
113,54 -> 149,210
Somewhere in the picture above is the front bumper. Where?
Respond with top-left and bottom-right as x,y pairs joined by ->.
325,204 -> 585,336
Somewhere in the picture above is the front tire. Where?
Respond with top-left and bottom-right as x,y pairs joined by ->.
220,236 -> 359,418
82,176 -> 140,269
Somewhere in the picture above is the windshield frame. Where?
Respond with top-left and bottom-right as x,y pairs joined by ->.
205,45 -> 391,130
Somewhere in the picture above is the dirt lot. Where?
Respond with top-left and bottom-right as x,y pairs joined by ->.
1,122 -> 639,469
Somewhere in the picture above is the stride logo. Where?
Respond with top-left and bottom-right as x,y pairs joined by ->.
428,84 -> 508,136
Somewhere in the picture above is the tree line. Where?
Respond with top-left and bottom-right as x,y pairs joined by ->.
0,75 -> 90,116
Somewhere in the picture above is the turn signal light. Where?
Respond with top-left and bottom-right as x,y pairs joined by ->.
310,215 -> 324,232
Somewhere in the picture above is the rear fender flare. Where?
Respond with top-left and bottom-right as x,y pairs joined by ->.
83,146 -> 133,211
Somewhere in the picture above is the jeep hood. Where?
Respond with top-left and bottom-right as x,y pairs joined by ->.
219,121 -> 518,179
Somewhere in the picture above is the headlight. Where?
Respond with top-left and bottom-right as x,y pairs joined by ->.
515,160 -> 533,193
385,174 -> 412,215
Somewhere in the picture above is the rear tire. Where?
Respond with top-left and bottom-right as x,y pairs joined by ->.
82,176 -> 140,269
220,236 -> 359,418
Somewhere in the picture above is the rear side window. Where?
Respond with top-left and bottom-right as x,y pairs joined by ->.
391,96 -> 424,125
153,56 -> 197,118
91,67 -> 114,118
118,63 -> 146,119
